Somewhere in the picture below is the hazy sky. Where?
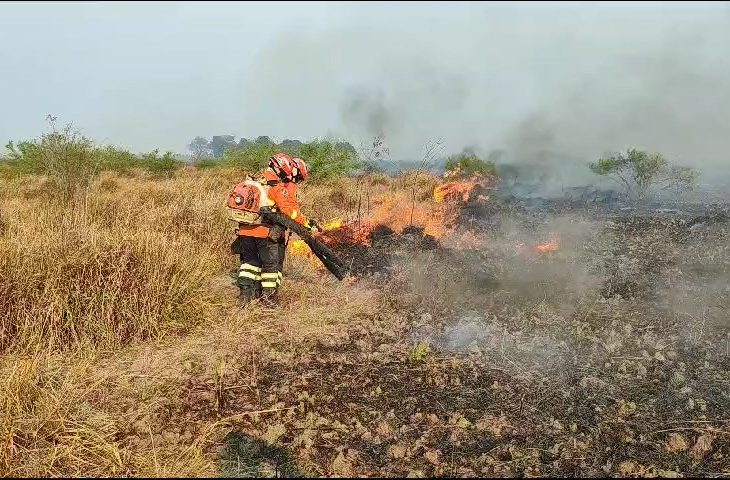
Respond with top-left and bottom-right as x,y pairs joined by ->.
2,1 -> 729,171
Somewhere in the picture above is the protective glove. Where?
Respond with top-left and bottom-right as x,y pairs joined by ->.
307,219 -> 321,234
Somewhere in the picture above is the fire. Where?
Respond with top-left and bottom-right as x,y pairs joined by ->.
288,239 -> 311,257
433,173 -> 496,204
434,180 -> 473,203
318,222 -> 373,246
363,193 -> 456,240
535,239 -> 559,254
288,218 -> 346,258
322,219 -> 342,231
287,172 -> 498,264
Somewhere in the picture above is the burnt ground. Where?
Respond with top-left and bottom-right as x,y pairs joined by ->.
192,198 -> 730,477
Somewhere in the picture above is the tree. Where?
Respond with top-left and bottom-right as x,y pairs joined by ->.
589,149 -> 698,201
281,139 -> 303,150
210,135 -> 236,158
188,136 -> 211,161
299,139 -> 362,179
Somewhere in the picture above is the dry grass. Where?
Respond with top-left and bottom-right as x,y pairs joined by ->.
0,170 -> 236,354
0,169 -> 244,475
6,165 -> 725,477
1,354 -> 122,476
0,167 -> 407,477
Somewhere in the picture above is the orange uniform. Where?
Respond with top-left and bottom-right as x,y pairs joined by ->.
232,156 -> 312,306
236,170 -> 310,238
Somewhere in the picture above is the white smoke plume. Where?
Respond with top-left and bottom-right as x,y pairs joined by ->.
238,3 -> 730,189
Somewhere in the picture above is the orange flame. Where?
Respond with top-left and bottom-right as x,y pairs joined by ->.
535,239 -> 559,254
434,181 -> 472,204
433,173 -> 494,205
288,218 -> 347,262
288,174 -> 497,262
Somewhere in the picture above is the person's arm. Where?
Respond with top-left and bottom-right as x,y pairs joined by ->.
270,183 -> 312,228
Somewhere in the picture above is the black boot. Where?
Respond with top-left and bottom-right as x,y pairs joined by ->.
238,286 -> 256,305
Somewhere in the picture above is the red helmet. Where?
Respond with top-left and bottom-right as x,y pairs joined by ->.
291,157 -> 309,182
269,152 -> 294,180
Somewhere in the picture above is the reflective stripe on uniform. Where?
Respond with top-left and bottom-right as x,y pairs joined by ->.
238,263 -> 262,280
290,210 -> 298,220
276,272 -> 282,286
238,271 -> 260,281
239,263 -> 262,272
238,263 -> 261,281
261,272 -> 278,289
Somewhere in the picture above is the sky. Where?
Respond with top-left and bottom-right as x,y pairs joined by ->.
1,1 -> 730,182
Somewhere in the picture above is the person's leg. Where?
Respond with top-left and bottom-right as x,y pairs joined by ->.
236,236 -> 262,304
277,238 -> 286,288
256,237 -> 281,305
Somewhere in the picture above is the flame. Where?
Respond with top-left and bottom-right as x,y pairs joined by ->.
319,222 -> 374,246
289,239 -> 310,256
433,181 -> 471,203
535,239 -> 559,254
288,173 -> 498,264
322,219 -> 342,231
289,218 -> 345,260
433,173 -> 496,204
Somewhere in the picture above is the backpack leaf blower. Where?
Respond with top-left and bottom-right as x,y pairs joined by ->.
260,207 -> 349,281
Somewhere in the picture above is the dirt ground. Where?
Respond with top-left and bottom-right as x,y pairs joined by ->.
3,171 -> 729,477
186,200 -> 730,477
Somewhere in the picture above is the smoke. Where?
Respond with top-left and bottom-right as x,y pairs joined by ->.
239,3 -> 730,191
340,87 -> 399,139
339,61 -> 469,142
440,313 -> 571,374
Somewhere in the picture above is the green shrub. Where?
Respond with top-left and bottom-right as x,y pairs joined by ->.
299,140 -> 361,180
193,157 -> 221,170
221,142 -> 281,173
4,118 -> 99,201
140,150 -> 183,177
96,145 -> 141,173
409,341 -> 431,363
0,158 -> 16,179
589,149 -> 699,200
444,152 -> 496,177
220,139 -> 360,180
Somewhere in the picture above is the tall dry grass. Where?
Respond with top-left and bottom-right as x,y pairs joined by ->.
0,355 -> 124,476
0,164 -> 415,355
0,169 -> 241,476
0,166 -> 434,476
0,170 -> 239,354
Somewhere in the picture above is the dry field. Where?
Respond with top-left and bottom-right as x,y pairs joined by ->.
1,167 -> 729,477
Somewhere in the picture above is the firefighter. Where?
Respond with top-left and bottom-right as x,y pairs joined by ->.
231,153 -> 317,306
276,156 -> 315,273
